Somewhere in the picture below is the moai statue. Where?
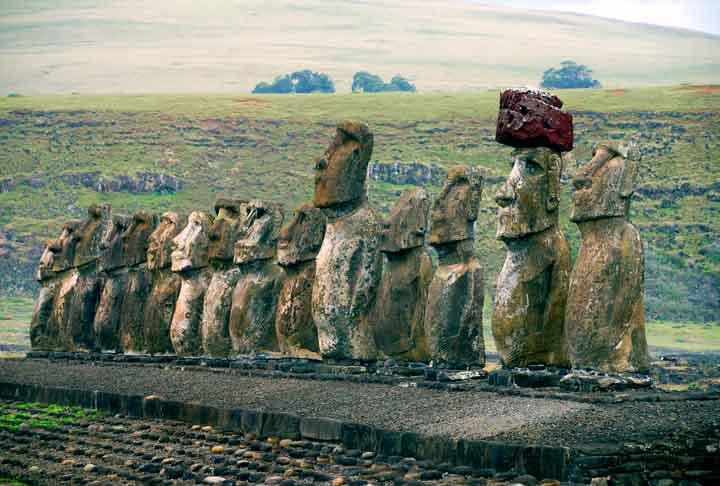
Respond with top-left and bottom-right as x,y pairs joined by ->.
566,142 -> 649,372
170,211 -> 214,355
144,211 -> 187,354
311,121 -> 382,360
30,240 -> 61,350
229,200 -> 285,354
371,188 -> 435,361
93,214 -> 130,351
118,211 -> 157,353
424,167 -> 485,366
492,89 -> 572,368
201,198 -> 248,357
275,204 -> 326,357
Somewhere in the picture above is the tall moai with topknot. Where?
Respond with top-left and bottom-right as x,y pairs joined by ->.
423,167 -> 485,366
311,121 -> 382,360
117,211 -> 157,352
275,204 -> 326,357
228,200 -> 285,354
371,187 -> 436,361
170,211 -> 214,355
144,211 -> 187,354
201,198 -> 248,356
492,89 -> 572,368
566,141 -> 649,372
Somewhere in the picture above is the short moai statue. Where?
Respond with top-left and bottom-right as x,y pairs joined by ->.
144,211 -> 187,354
311,121 -> 382,360
275,204 -> 326,357
424,167 -> 485,366
118,211 -> 157,353
371,187 -> 435,361
93,214 -> 130,351
30,239 -> 62,350
229,200 -> 285,354
201,198 -> 248,357
492,89 -> 572,368
169,211 -> 214,355
566,142 -> 649,372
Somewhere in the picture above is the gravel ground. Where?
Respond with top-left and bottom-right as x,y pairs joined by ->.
1,359 -> 718,447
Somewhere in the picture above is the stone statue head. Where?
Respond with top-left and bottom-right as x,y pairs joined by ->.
147,211 -> 187,271
122,211 -> 157,267
37,240 -> 56,281
73,203 -> 111,267
208,198 -> 248,262
571,141 -> 639,223
171,211 -> 213,272
277,203 -> 326,266
382,187 -> 432,252
99,214 -> 130,272
233,200 -> 284,264
313,121 -> 374,209
429,166 -> 483,245
495,147 -> 563,240
50,220 -> 83,272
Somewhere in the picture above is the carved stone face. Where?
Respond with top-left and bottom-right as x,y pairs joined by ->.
147,212 -> 186,271
277,204 -> 326,266
50,220 -> 82,272
495,147 -> 562,240
171,211 -> 213,272
73,203 -> 111,267
313,121 -> 374,209
571,143 -> 638,222
37,240 -> 56,281
234,200 -> 284,265
429,166 -> 482,245
382,187 -> 431,252
99,215 -> 130,272
208,198 -> 248,262
122,211 -> 157,267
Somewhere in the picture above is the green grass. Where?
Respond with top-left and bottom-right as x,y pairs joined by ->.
0,401 -> 101,431
0,297 -> 32,351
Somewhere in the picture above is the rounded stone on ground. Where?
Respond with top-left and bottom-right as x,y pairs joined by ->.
211,445 -> 225,454
83,463 -> 97,473
332,476 -> 347,486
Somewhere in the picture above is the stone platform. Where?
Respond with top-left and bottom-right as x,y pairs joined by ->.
1,358 -> 719,483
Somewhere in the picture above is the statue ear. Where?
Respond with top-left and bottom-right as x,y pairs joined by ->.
619,157 -> 638,198
468,171 -> 483,222
546,153 -> 562,212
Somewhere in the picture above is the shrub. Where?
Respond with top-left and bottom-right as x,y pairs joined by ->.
541,60 -> 601,89
252,70 -> 335,94
352,71 -> 416,93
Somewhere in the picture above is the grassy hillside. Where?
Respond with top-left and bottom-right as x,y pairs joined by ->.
1,86 -> 718,327
1,0 -> 719,93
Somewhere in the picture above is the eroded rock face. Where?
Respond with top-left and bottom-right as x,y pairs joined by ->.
208,199 -> 248,262
121,211 -> 157,268
566,143 -> 649,372
372,188 -> 435,360
73,203 -> 111,269
144,212 -> 187,354
50,220 -> 83,273
169,211 -> 214,355
495,88 -> 574,153
98,215 -> 130,274
229,201 -> 284,354
275,205 -> 326,357
30,240 -> 60,350
493,147 -> 570,368
429,167 -> 482,245
312,121 -> 382,360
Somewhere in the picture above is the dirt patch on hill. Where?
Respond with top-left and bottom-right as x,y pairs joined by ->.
674,84 -> 720,94
607,89 -> 627,95
235,98 -> 270,105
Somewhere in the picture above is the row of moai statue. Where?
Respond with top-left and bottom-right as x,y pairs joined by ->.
30,89 -> 649,372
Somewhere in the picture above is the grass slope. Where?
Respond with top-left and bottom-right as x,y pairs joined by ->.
0,0 -> 719,93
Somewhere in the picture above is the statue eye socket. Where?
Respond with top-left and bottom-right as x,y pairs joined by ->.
525,159 -> 542,174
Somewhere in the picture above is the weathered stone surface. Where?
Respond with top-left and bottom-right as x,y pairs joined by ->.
208,198 -> 248,262
36,240 -> 56,282
313,121 -> 374,209
424,240 -> 484,365
495,88 -> 573,152
372,188 -> 435,360
428,167 -> 482,245
50,220 -> 82,272
566,142 -> 649,372
121,211 -> 157,267
118,267 -> 152,353
98,215 -> 130,273
275,204 -> 326,357
233,200 -> 284,265
201,267 -> 242,357
144,212 -> 187,354
73,203 -> 111,268
57,270 -> 102,352
169,211 -> 214,355
30,241 -> 59,350
493,146 -> 570,368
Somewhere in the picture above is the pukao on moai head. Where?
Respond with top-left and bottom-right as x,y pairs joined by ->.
373,188 -> 436,361
209,198 -> 248,263
229,200 -> 285,354
73,203 -> 111,268
275,204 -> 326,357
169,211 -> 214,355
492,88 -> 572,368
147,212 -> 187,271
311,121 -> 382,360
423,168 -> 485,366
566,141 -> 649,372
